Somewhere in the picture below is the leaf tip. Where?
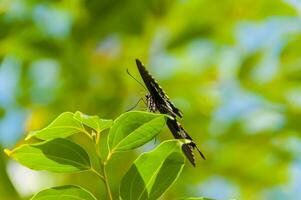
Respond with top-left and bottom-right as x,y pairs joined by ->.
4,148 -> 12,156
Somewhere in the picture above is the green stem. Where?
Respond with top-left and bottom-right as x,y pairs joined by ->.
95,132 -> 113,200
102,163 -> 113,200
81,128 -> 93,140
104,150 -> 113,165
90,168 -> 105,181
85,129 -> 113,200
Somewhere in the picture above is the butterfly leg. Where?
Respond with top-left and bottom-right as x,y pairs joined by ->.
126,98 -> 143,112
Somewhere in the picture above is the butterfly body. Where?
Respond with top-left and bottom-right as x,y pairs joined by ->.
146,94 -> 157,113
135,59 -> 205,166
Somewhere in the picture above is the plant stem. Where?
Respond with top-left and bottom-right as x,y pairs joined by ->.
102,164 -> 113,200
104,149 -> 115,165
88,129 -> 113,200
81,128 -> 93,140
90,168 -> 105,181
94,132 -> 113,200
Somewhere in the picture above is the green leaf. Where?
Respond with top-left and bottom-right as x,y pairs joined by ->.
5,138 -> 91,173
74,111 -> 113,133
26,112 -> 84,140
120,140 -> 185,200
31,185 -> 97,200
108,111 -> 166,153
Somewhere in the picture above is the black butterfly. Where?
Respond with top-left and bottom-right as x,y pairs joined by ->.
135,59 -> 205,166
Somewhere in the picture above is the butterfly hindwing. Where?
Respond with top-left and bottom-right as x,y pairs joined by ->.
167,118 -> 206,166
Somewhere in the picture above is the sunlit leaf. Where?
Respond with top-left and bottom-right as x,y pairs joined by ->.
120,140 -> 185,200
26,112 -> 84,140
5,138 -> 90,173
108,111 -> 166,153
74,111 -> 113,133
31,185 -> 97,200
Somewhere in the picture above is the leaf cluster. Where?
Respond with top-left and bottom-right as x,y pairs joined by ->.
5,111 -> 208,200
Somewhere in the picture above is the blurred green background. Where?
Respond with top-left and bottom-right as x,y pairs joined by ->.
1,0 -> 301,199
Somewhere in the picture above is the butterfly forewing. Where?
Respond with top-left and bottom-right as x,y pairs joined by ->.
135,59 -> 183,118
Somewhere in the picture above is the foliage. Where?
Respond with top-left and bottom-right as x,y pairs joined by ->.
120,140 -> 185,200
31,185 -> 97,200
5,111 -> 207,200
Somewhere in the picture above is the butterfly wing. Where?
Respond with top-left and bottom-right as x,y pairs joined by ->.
166,118 -> 205,166
182,143 -> 196,167
136,59 -> 183,118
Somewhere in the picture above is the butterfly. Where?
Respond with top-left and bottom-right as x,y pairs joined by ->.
135,59 -> 205,166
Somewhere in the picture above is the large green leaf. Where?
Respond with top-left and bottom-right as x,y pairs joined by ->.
26,112 -> 84,140
74,111 -> 113,133
108,111 -> 166,153
31,185 -> 97,200
120,140 -> 185,200
5,138 -> 91,173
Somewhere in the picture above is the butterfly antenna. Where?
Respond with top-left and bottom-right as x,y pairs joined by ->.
126,68 -> 147,91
